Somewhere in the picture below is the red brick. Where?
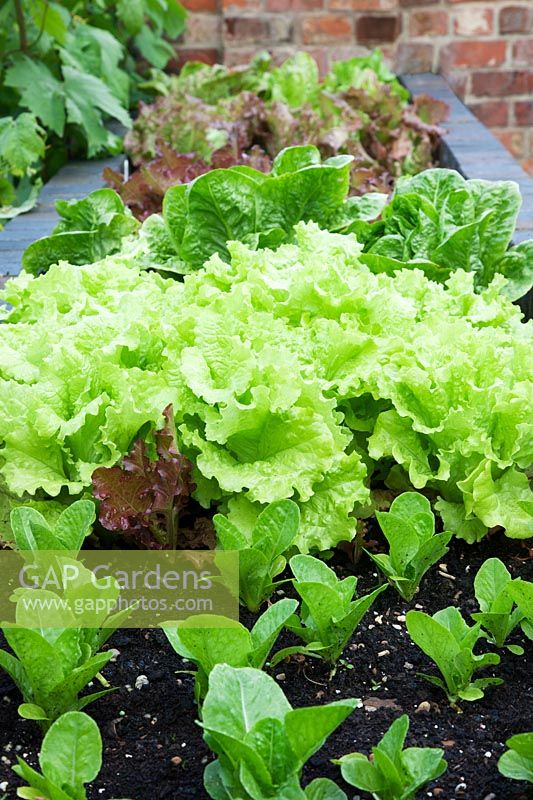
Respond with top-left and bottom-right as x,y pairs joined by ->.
454,7 -> 493,36
167,48 -> 220,72
471,70 -> 530,97
445,71 -> 469,99
447,0 -> 493,3
395,42 -> 434,73
513,39 -> 533,66
399,0 -> 438,6
441,40 -> 506,69
330,0 -> 397,8
301,15 -> 353,44
224,0 -> 262,10
522,158 -> 533,178
409,10 -> 448,37
266,0 -> 322,10
181,0 -> 218,11
183,13 -> 220,45
225,16 -> 293,43
469,100 -> 509,127
500,5 -> 532,34
356,14 -> 402,42
223,47 -> 262,66
515,101 -> 533,127
495,129 -> 526,160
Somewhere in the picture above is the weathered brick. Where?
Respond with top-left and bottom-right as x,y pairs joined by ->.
225,15 -> 293,43
513,39 -> 533,66
395,42 -> 434,72
399,0 -> 438,6
181,0 -> 218,11
301,15 -> 353,44
522,158 -> 533,178
495,129 -> 526,160
183,13 -> 220,45
330,0 -> 397,9
515,101 -> 533,127
409,10 -> 448,37
445,71 -> 469,99
224,0 -> 262,11
499,5 -> 532,33
441,40 -> 506,69
356,14 -> 402,42
167,48 -> 220,72
469,100 -> 509,127
471,70 -> 530,97
454,7 -> 493,36
266,0 -> 323,10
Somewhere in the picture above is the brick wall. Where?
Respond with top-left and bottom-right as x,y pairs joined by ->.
179,0 -> 533,175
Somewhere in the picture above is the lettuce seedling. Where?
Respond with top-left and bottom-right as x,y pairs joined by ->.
201,664 -> 358,799
406,607 -> 502,704
498,732 -> 533,784
287,555 -> 387,664
162,598 -> 297,701
334,714 -> 447,799
472,558 -> 525,654
509,578 -> 533,641
366,492 -> 451,601
13,711 -> 102,799
10,499 -> 95,554
214,499 -> 300,612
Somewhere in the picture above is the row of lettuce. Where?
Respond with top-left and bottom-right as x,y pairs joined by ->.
2,496 -> 532,797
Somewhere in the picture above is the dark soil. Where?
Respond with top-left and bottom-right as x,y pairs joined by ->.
0,532 -> 531,800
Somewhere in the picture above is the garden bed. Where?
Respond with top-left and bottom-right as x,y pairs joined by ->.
0,532 -> 531,799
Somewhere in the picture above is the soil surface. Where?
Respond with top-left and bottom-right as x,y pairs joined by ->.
0,532 -> 531,800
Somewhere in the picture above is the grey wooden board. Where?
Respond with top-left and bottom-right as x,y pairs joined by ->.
0,153 -> 125,274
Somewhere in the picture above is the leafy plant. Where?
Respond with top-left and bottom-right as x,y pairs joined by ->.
214,500 -> 300,612
0,112 -> 45,227
92,404 -> 197,549
13,711 -> 102,799
334,714 -> 447,799
406,607 -> 503,704
163,598 -> 297,701
22,189 -> 139,275
498,732 -> 533,784
1,222 -> 531,549
365,492 -> 451,601
286,554 -> 386,664
357,168 -> 533,299
201,663 -> 358,799
7,498 -> 95,553
472,558 -> 525,654
509,578 -> 533,641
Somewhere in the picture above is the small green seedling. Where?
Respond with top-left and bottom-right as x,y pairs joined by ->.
508,578 -> 533,641
472,558 -> 525,654
13,711 -> 102,799
406,607 -> 502,704
162,598 -> 297,701
10,500 -> 95,554
366,492 -> 451,601
201,664 -> 358,799
214,499 -> 300,612
286,554 -> 387,664
498,732 -> 533,784
334,714 -> 447,799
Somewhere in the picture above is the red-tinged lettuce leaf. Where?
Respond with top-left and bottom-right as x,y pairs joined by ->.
92,405 -> 197,549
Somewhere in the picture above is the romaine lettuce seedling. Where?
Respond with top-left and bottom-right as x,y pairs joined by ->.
201,664 -> 358,799
214,499 -> 300,612
509,578 -> 533,641
498,731 -> 533,784
334,714 -> 447,799
406,607 -> 502,704
366,492 -> 451,601
162,598 -> 297,701
10,499 -> 95,554
287,554 -> 387,664
472,558 -> 525,654
13,711 -> 102,799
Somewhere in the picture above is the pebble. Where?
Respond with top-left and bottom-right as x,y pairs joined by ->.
0,782 -> 7,792
377,649 -> 390,657
404,662 -> 413,670
171,756 -> 183,766
135,675 -> 149,690
415,701 -> 431,714
275,673 -> 286,682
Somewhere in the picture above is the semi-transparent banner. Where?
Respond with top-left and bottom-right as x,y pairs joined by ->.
0,550 -> 239,628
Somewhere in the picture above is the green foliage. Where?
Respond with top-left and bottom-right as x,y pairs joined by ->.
509,578 -> 533,641
163,598 -> 297,701
334,714 -> 447,800
498,732 -> 533,784
9,498 -> 95,553
406,607 -> 503,704
22,188 -> 139,275
214,500 -> 300,612
1,222 -> 531,549
366,492 -> 451,601
0,112 -> 45,225
357,168 -> 533,300
13,711 -> 102,800
286,555 -> 387,664
201,664 -> 357,799
472,558 -> 525,653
